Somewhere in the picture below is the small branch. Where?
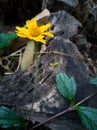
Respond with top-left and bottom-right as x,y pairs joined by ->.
29,107 -> 73,130
15,50 -> 22,72
29,90 -> 97,130
1,46 -> 25,59
34,51 -> 85,62
73,90 -> 97,108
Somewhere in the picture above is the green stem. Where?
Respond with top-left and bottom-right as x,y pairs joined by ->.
35,43 -> 38,85
73,90 -> 97,109
32,43 -> 39,109
70,98 -> 76,107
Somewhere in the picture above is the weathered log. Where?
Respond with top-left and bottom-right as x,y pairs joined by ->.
0,10 -> 97,130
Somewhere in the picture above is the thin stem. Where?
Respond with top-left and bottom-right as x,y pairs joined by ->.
15,50 -> 22,72
2,46 -> 25,59
31,43 -> 39,117
29,107 -> 73,130
29,90 -> 97,130
73,90 -> 97,108
35,43 -> 39,85
33,51 -> 85,62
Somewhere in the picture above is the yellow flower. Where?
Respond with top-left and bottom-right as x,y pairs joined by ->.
15,18 -> 54,44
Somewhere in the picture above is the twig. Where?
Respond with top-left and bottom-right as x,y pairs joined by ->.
29,107 -> 73,130
73,90 -> 97,108
10,47 -> 25,57
34,51 -> 85,62
15,50 -> 22,72
29,90 -> 97,130
1,46 -> 25,59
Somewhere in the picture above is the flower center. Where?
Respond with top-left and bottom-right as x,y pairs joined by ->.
29,26 -> 41,37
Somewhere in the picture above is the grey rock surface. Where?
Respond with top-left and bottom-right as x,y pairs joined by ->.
58,0 -> 79,7
50,10 -> 81,38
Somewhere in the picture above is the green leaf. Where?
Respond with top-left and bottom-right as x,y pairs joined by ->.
77,106 -> 97,130
90,76 -> 97,85
0,106 -> 28,128
56,73 -> 77,100
0,33 -> 17,48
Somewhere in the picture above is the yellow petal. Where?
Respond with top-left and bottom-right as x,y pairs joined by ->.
15,18 -> 54,43
27,34 -> 34,40
39,23 -> 51,33
16,33 -> 28,38
16,26 -> 24,31
42,32 -> 54,37
31,18 -> 38,27
32,35 -> 46,44
26,20 -> 32,29
16,26 -> 30,38
16,26 -> 28,33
